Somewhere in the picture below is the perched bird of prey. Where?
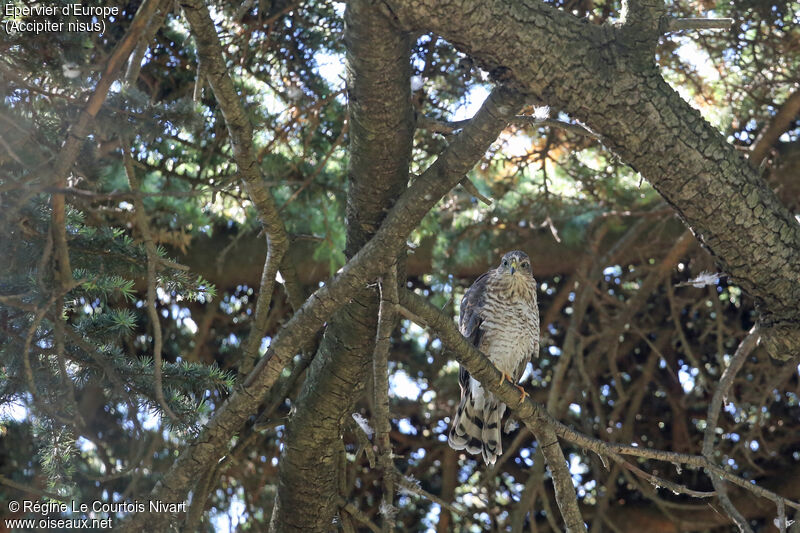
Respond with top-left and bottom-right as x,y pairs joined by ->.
448,250 -> 540,465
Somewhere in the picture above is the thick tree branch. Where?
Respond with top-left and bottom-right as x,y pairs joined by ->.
385,0 -> 800,361
272,1 -> 415,529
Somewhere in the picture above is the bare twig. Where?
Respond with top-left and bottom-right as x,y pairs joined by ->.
415,114 -> 469,134
510,447 -> 546,533
666,18 -> 734,31
44,187 -> 213,200
702,326 -> 761,532
193,54 -> 205,102
393,470 -> 467,518
702,327 -> 760,457
124,148 -> 178,422
617,457 -> 715,499
459,176 -> 493,205
0,475 -> 69,502
373,266 -> 398,532
514,115 -> 603,141
419,112 -> 603,143
338,499 -> 381,533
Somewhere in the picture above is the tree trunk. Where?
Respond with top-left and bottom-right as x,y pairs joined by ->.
272,1 -> 414,529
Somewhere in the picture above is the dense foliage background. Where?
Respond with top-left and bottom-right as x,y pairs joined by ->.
1,0 -> 799,531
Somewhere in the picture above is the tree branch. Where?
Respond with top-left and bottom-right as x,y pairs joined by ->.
124,2 -> 169,84
0,474 -> 69,502
374,266 -> 398,532
666,18 -> 734,32
750,89 -> 800,166
124,149 -> 178,422
39,0 -> 165,287
272,1 -> 416,528
180,0 -> 291,376
701,327 -> 761,532
338,499 -> 381,533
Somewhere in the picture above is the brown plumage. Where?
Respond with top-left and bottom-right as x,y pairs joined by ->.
448,250 -> 540,465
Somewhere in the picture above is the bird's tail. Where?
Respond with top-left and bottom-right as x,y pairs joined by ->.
481,398 -> 505,465
449,388 -> 505,465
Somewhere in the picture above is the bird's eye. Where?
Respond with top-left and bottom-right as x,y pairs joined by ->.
521,261 -> 529,269
502,260 -> 508,267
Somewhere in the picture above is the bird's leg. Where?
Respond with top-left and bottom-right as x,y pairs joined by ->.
498,372 -> 514,386
513,384 -> 529,404
499,373 -> 529,404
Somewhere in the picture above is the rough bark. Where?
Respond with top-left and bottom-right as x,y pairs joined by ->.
384,0 -> 800,360
273,1 -> 414,529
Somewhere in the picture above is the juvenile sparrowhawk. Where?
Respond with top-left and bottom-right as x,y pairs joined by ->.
448,250 -> 540,465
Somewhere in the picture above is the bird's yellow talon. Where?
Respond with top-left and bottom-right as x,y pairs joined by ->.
499,373 -> 528,403
515,385 -> 529,404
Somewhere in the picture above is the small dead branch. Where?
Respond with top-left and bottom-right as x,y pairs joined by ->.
124,149 -> 178,422
373,265 -> 398,532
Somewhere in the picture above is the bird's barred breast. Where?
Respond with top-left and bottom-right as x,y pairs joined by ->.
480,292 -> 538,376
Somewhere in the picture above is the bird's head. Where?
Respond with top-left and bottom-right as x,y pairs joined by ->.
498,250 -> 532,278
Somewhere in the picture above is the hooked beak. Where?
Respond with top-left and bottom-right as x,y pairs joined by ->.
510,258 -> 517,275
